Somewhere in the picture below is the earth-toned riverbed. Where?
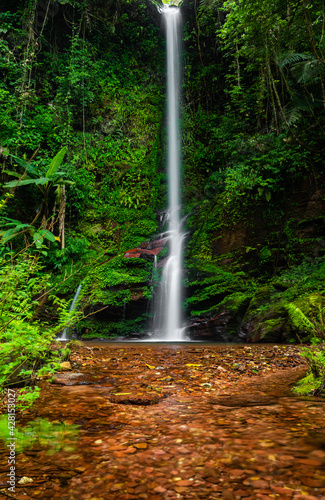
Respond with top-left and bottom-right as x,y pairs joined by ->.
0,344 -> 324,499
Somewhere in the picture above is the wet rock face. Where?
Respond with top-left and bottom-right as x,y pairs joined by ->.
187,310 -> 234,341
239,316 -> 287,343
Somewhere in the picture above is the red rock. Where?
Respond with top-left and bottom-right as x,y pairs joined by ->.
113,451 -> 126,458
173,486 -> 188,493
125,447 -> 137,454
110,483 -> 125,491
105,474 -> 116,481
205,476 -> 219,483
271,486 -> 294,496
293,496 -> 320,500
134,485 -> 147,494
249,479 -> 269,488
296,458 -> 323,466
222,489 -> 235,499
134,442 -> 148,449
229,469 -> 245,478
152,449 -> 167,455
175,480 -> 193,486
177,446 -> 191,454
153,486 -> 167,493
300,477 -> 325,487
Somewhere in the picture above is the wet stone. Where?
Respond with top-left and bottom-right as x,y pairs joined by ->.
109,392 -> 165,405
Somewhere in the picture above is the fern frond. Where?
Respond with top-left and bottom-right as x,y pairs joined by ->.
284,106 -> 302,125
283,95 -> 313,125
292,60 -> 320,84
308,293 -> 324,308
278,52 -> 311,68
286,303 -> 316,332
200,0 -> 218,7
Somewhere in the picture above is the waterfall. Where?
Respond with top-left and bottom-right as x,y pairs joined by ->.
154,6 -> 185,341
57,284 -> 82,341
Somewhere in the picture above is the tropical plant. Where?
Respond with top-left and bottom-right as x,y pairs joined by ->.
3,147 -> 73,249
286,295 -> 325,395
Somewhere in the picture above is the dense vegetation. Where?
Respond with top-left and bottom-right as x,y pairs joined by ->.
0,0 -> 324,395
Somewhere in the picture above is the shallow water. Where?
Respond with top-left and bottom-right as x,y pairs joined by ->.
1,344 -> 324,499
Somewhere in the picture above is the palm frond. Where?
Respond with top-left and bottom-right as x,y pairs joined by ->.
291,59 -> 320,84
278,52 -> 312,68
283,96 -> 311,125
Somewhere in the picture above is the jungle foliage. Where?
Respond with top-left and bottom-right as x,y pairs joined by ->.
0,0 -> 325,394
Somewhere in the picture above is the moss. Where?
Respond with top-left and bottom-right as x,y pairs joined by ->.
243,285 -> 277,319
83,255 -> 151,307
257,318 -> 286,342
80,316 -> 146,339
186,259 -> 251,312
293,372 -> 323,395
219,291 -> 253,313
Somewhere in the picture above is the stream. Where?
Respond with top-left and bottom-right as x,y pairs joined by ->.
1,344 -> 325,499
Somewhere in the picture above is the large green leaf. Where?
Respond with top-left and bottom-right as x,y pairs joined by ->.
4,178 -> 50,188
2,225 -> 30,243
39,229 -> 55,242
26,164 -> 40,176
7,157 -> 40,177
34,178 -> 50,185
46,147 -> 67,178
9,155 -> 28,170
3,170 -> 21,178
33,232 -> 43,249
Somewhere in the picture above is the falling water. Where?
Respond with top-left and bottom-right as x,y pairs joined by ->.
57,284 -> 82,341
154,6 -> 185,341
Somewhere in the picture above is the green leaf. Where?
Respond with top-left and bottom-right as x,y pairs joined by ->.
34,178 -> 50,185
46,147 -> 67,178
39,230 -> 55,242
9,155 -> 28,170
2,225 -> 29,243
3,170 -> 21,178
4,177 -> 51,188
33,232 -> 43,249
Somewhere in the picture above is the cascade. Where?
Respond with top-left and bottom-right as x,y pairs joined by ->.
153,6 -> 185,341
57,284 -> 82,341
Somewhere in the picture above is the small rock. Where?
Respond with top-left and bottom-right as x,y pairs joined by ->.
222,489 -> 234,500
60,361 -> 72,371
18,477 -> 33,485
154,486 -> 167,493
134,442 -> 148,449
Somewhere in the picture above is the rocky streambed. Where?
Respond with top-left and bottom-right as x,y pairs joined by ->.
0,344 -> 325,500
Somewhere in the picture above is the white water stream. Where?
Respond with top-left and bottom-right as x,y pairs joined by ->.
58,283 -> 82,341
154,6 -> 185,341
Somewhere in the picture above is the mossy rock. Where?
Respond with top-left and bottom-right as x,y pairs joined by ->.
243,285 -> 278,320
249,317 -> 287,343
241,287 -> 290,342
219,291 -> 253,315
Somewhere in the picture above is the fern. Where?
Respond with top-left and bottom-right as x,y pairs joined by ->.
285,303 -> 316,333
283,95 -> 315,125
292,59 -> 321,84
278,52 -> 312,68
